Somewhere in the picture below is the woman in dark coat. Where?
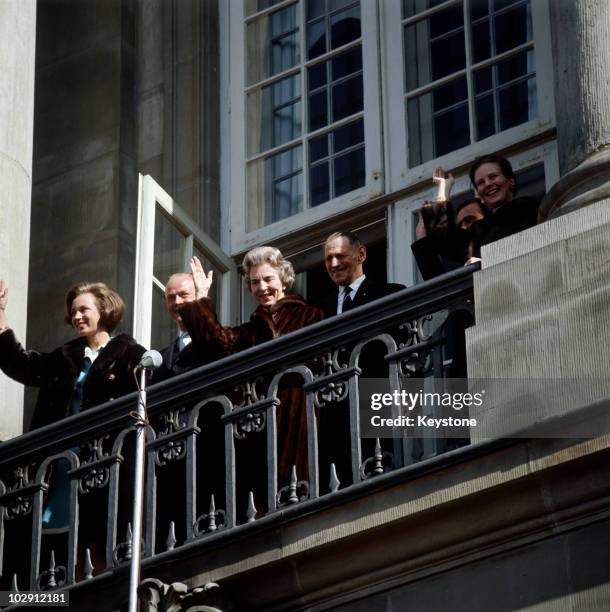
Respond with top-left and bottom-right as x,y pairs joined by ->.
180,249 -> 324,503
0,280 -> 145,430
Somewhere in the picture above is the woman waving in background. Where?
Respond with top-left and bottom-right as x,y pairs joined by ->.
0,280 -> 145,430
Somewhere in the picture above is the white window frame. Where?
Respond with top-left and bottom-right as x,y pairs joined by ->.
381,0 -> 556,195
227,0 -> 384,255
387,140 -> 560,287
133,174 -> 237,347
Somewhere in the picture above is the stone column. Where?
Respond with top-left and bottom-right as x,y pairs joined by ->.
0,1 -> 37,439
540,0 -> 610,220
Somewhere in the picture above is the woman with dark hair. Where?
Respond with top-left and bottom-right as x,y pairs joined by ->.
0,280 -> 145,430
178,249 -> 324,512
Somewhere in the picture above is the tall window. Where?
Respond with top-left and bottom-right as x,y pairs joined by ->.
243,0 -> 371,231
403,0 -> 538,166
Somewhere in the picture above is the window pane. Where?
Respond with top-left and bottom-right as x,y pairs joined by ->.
334,147 -> 365,197
151,285 -> 175,352
404,6 -> 465,91
308,62 -> 327,90
310,133 -> 329,162
498,77 -> 537,130
494,2 -> 530,54
154,209 -> 185,284
432,78 -> 467,112
475,93 -> 495,140
247,4 -> 300,85
310,163 -> 330,206
471,19 -> 491,63
331,46 -> 362,80
332,76 -> 363,122
407,79 -> 469,167
330,4 -> 361,50
307,17 -> 326,59
434,103 -> 469,156
333,118 -> 364,152
497,49 -> 533,84
470,0 -> 489,21
247,146 -> 303,230
247,74 -> 302,156
307,0 -> 325,20
474,66 -> 493,94
309,90 -> 328,131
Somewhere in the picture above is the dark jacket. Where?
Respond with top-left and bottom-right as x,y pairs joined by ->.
319,277 -> 405,318
411,230 -> 474,281
153,335 -> 227,383
0,330 -> 145,430
471,196 -> 540,248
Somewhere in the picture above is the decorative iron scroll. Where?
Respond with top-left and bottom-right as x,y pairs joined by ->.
3,464 -> 36,519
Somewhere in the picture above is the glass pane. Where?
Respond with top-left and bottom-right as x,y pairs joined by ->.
434,103 -> 469,156
498,77 -> 537,130
329,0 -> 356,11
333,147 -> 365,197
273,174 -> 303,222
471,19 -> 491,63
432,78 -> 467,112
332,75 -> 363,122
494,2 -> 530,54
308,62 -> 327,90
309,90 -> 328,131
247,74 -> 302,156
333,118 -> 364,152
407,81 -> 469,167
331,46 -> 362,80
307,0 -> 326,20
307,17 -> 326,59
470,0 -> 489,21
153,209 -> 185,284
247,146 -> 303,231
330,5 -> 361,50
247,4 -> 300,85
475,93 -> 495,140
474,66 -> 493,93
497,49 -> 533,84
310,133 -> 329,162
403,0 -> 448,19
310,163 -> 330,206
151,285 -> 175,352
404,6 -> 465,91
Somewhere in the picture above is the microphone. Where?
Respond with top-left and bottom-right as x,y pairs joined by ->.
137,350 -> 163,370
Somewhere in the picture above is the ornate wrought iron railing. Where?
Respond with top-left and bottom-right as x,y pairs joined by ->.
0,266 -> 476,596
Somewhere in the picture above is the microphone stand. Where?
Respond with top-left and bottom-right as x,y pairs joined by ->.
128,366 -> 149,612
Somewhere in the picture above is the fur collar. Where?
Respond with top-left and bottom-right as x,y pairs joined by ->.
61,333 -> 137,374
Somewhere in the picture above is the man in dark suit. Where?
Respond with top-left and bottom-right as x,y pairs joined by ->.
319,231 -> 404,318
153,271 -> 222,382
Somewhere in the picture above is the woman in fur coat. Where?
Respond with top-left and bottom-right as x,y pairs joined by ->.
179,248 -> 324,513
0,280 -> 145,430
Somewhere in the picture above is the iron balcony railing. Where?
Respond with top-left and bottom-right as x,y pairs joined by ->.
0,266 -> 476,597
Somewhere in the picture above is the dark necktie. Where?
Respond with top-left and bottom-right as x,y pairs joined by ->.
342,286 -> 354,312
